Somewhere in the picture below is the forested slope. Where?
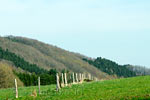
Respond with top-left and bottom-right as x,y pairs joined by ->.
0,62 -> 23,88
0,36 -> 110,79
83,57 -> 136,77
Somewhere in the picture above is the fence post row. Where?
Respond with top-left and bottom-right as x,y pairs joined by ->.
13,72 -> 98,98
15,79 -> 18,98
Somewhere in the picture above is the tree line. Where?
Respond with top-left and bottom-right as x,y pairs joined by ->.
125,64 -> 149,76
83,57 -> 136,77
15,69 -> 57,86
0,47 -> 47,74
0,47 -> 59,86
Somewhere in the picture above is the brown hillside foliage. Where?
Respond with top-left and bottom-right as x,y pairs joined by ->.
0,62 -> 23,89
0,36 -> 110,79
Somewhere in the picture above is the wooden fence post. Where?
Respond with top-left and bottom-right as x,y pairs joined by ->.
84,73 -> 87,79
15,79 -> 18,98
56,73 -> 61,91
91,75 -> 93,80
38,77 -> 40,94
76,73 -> 79,83
72,73 -> 75,84
82,73 -> 84,81
79,73 -> 82,83
64,73 -> 68,86
95,77 -> 98,81
88,74 -> 91,80
92,76 -> 94,81
61,73 -> 64,87
81,74 -> 84,82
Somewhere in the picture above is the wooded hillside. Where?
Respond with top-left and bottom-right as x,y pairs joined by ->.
0,36 -> 110,79
0,62 -> 23,88
83,57 -> 136,77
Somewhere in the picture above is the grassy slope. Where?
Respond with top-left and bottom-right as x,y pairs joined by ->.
0,36 -> 110,79
1,76 -> 150,100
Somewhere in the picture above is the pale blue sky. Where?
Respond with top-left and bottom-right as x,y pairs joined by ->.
0,0 -> 150,67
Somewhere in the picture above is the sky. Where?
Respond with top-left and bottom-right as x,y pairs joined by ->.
0,0 -> 150,67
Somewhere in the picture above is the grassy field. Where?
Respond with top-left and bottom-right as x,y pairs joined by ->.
0,76 -> 150,100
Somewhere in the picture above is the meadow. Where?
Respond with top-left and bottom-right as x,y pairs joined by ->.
0,76 -> 150,100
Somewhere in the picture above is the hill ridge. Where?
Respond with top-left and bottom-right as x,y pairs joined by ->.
0,36 -> 110,79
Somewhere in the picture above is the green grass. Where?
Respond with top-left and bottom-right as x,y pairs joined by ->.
1,76 -> 150,100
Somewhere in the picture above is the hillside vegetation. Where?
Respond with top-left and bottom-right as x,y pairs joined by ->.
83,57 -> 136,77
0,47 -> 47,74
0,62 -> 23,89
0,76 -> 150,100
0,36 -> 110,79
125,64 -> 150,76
0,47 -> 63,86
